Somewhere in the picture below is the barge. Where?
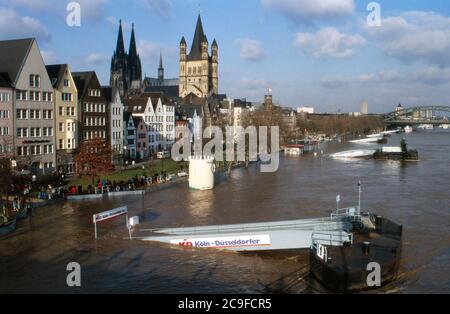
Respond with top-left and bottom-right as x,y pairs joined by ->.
310,209 -> 402,292
135,204 -> 402,292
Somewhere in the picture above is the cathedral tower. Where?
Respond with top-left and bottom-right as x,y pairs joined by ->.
179,14 -> 218,98
110,21 -> 143,98
128,23 -> 142,95
110,20 -> 128,98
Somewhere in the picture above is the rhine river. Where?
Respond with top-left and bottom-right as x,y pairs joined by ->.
1,131 -> 449,293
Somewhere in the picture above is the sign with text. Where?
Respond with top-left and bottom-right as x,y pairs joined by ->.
93,206 -> 128,223
170,234 -> 271,249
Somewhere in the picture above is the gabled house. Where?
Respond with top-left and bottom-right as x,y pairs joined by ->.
46,64 -> 78,175
103,86 -> 124,164
126,92 -> 175,156
0,73 -> 13,156
0,38 -> 56,174
133,116 -> 147,160
123,111 -> 137,160
72,71 -> 108,143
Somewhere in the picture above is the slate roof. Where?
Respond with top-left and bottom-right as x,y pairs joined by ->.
144,85 -> 179,99
0,72 -> 12,88
188,14 -> 207,61
45,64 -> 68,88
101,86 -> 113,103
0,38 -> 34,86
72,71 -> 96,99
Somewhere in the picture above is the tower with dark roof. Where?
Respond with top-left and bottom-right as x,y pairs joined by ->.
158,51 -> 164,84
110,20 -> 128,97
110,20 -> 143,98
179,14 -> 218,98
128,23 -> 142,95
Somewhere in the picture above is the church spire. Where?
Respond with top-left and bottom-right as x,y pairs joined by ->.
129,23 -> 138,58
158,51 -> 164,82
189,14 -> 206,60
115,19 -> 125,56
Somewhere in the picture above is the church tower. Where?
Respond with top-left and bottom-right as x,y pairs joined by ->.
158,52 -> 164,84
110,20 -> 128,98
128,23 -> 143,96
179,14 -> 218,98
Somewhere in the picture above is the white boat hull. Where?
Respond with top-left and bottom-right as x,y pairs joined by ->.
330,150 -> 376,158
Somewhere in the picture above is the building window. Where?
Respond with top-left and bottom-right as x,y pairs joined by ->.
29,75 -> 41,88
16,90 -> 27,101
62,93 -> 72,102
43,110 -> 53,119
88,89 -> 101,97
0,92 -> 10,102
59,123 -> 64,132
64,79 -> 70,87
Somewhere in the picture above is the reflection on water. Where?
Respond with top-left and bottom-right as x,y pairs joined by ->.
0,131 -> 449,293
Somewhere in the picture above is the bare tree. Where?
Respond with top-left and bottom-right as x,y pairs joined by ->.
74,137 -> 115,185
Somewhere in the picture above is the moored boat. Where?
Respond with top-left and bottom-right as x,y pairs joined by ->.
330,149 -> 376,159
310,212 -> 402,292
404,126 -> 413,133
349,136 -> 383,144
0,218 -> 16,237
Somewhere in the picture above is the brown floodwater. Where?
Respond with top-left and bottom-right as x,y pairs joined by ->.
1,131 -> 449,293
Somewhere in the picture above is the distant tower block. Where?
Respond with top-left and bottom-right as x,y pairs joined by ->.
361,100 -> 369,115
188,156 -> 215,190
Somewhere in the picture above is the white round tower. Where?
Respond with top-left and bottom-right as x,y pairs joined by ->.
188,156 -> 215,190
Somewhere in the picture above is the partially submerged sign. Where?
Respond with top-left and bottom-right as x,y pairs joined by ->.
170,234 -> 271,249
93,206 -> 128,239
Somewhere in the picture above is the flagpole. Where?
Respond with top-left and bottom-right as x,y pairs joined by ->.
358,181 -> 362,214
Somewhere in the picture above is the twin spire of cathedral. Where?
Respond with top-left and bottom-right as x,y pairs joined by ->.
111,20 -> 142,97
114,20 -> 139,60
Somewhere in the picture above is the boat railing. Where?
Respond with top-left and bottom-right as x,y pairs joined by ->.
311,230 -> 353,247
145,216 -> 349,236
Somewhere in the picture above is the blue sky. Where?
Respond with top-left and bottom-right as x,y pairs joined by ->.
1,0 -> 450,113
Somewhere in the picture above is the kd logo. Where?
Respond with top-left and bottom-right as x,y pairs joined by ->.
367,2 -> 382,27
66,262 -> 81,287
66,2 -> 81,27
366,262 -> 381,287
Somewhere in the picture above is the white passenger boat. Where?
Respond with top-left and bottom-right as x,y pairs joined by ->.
417,124 -> 434,130
439,124 -> 450,129
404,126 -> 413,133
349,136 -> 382,144
381,130 -> 398,135
330,149 -> 376,159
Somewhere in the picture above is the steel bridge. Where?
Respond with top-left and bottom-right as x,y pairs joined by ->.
383,106 -> 450,126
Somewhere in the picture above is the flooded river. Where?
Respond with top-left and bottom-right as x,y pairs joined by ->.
1,130 -> 449,293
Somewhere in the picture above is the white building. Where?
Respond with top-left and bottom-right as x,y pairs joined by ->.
124,112 -> 136,160
360,100 -> 369,115
103,87 -> 124,160
297,106 -> 315,114
126,92 -> 175,156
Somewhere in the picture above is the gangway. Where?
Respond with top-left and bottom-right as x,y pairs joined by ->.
134,208 -> 357,252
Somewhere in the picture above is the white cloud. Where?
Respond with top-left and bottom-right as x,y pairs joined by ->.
0,7 -> 50,42
261,0 -> 354,21
7,0 -> 53,11
41,50 -> 58,64
320,67 -> 450,89
138,40 -> 176,62
236,38 -> 266,61
106,16 -> 132,31
240,78 -> 270,91
364,11 -> 450,66
138,0 -> 172,19
294,27 -> 365,58
87,53 -> 109,64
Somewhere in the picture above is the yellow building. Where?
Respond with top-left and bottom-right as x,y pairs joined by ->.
46,64 -> 78,175
179,14 -> 218,98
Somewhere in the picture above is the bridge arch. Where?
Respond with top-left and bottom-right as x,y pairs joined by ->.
384,105 -> 450,125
